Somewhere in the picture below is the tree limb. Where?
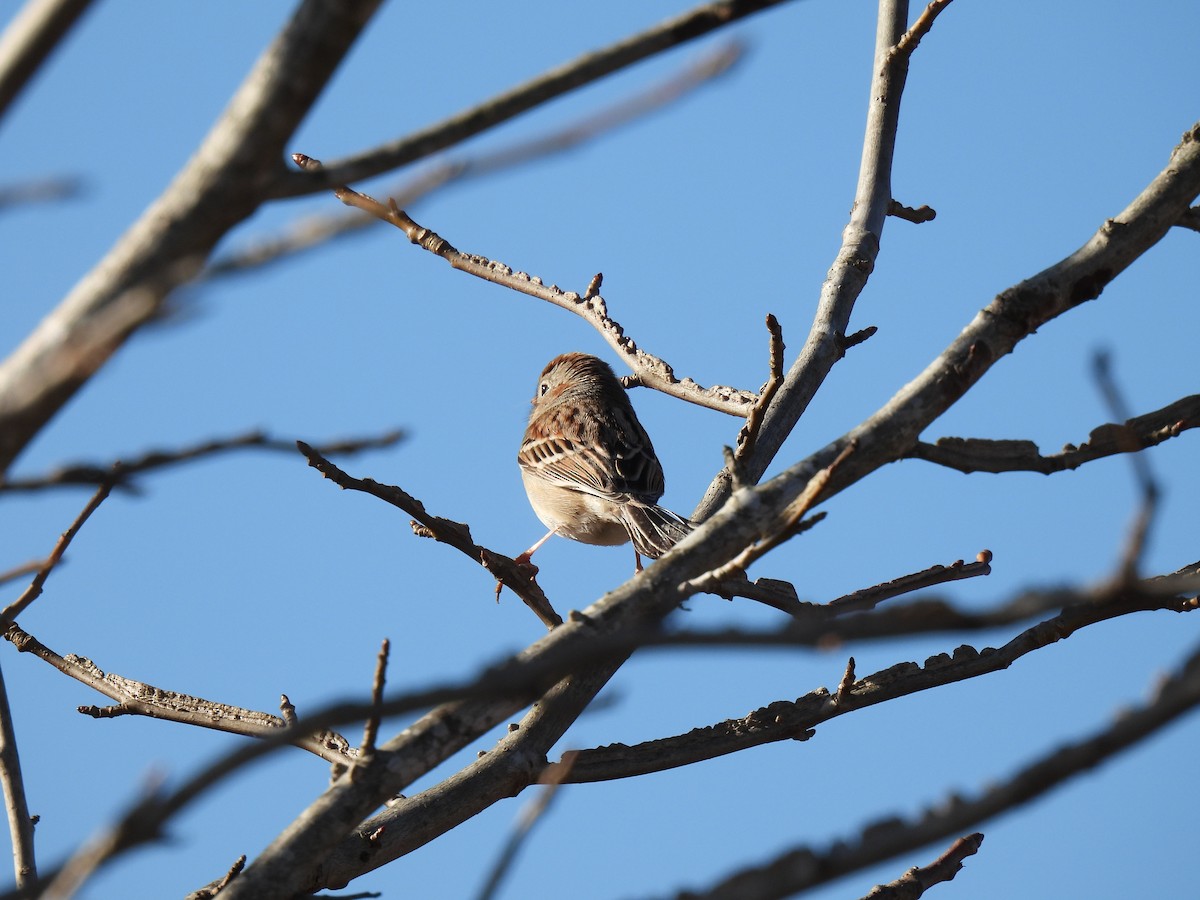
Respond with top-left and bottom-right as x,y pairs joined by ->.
909,395 -> 1198,475
0,0 -> 96,122
0,427 -> 405,494
290,155 -> 758,418
0,0 -> 385,474
297,442 -> 563,629
666,635 -> 1200,900
269,0 -> 797,198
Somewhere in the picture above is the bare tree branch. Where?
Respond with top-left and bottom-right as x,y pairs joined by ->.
297,441 -> 563,629
0,559 -> 51,590
0,662 -> 36,891
4,623 -> 357,767
1176,205 -> 1200,232
551,574 -> 1197,784
291,154 -> 758,418
886,199 -> 936,223
0,0 -> 386,474
665,636 -> 1200,900
0,475 -> 114,629
476,751 -> 579,900
0,0 -> 96,122
270,1 -> 798,197
909,394 -> 1198,475
0,175 -> 83,213
0,427 -> 405,494
698,0 -> 949,516
734,314 -> 786,464
202,43 -> 744,282
859,833 -> 983,900
1091,351 -> 1160,581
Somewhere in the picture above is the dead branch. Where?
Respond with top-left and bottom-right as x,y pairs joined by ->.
0,0 -> 96,122
203,43 -> 743,282
475,751 -> 579,900
0,662 -> 36,890
0,476 -> 115,629
4,623 -> 356,767
1092,351 -> 1160,581
296,441 -> 562,629
291,154 -> 757,418
667,636 -> 1200,900
550,574 -> 1197,784
271,1 -> 796,197
0,1 -> 386,474
859,833 -> 983,900
0,427 -> 405,494
908,394 -> 1198,475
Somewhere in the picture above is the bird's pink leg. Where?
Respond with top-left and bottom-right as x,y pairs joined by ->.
514,529 -> 556,568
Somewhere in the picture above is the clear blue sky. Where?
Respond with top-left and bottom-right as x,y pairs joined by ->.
1,2 -> 1197,898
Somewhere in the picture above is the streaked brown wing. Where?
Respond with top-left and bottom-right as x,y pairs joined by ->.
518,431 -> 619,496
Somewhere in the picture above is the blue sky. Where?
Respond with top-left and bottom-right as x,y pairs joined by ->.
1,1 -> 1197,898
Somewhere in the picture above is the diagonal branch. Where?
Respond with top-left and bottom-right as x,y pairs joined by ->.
0,0 -> 386,474
291,154 -> 757,417
667,637 -> 1200,900
0,0 -> 96,122
4,623 -> 356,766
203,43 -> 743,282
0,660 -> 36,890
859,833 -> 983,900
270,0 -> 797,198
0,427 -> 405,494
0,475 -> 115,629
698,0 -> 953,516
296,441 -> 562,629
909,394 -> 1198,474
550,572 -> 1197,784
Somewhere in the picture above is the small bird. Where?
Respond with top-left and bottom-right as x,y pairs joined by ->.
517,352 -> 692,571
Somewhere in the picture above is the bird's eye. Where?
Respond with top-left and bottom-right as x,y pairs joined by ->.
539,382 -> 550,397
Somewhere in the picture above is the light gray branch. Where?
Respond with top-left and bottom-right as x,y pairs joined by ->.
909,394 -> 1199,474
0,662 -> 36,890
269,0 -> 796,198
0,0 -> 385,474
4,624 -> 356,766
0,0 -> 96,122
666,636 -> 1200,900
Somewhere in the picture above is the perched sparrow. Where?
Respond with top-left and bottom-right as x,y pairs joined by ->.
517,352 -> 692,571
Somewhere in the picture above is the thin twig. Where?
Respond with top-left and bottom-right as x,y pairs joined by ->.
272,1 -> 795,196
0,475 -> 115,629
0,175 -> 83,212
204,44 -> 743,281
4,623 -> 356,766
686,442 -> 856,591
890,0 -> 955,61
734,314 -> 786,463
0,661 -> 36,890
0,427 -> 404,494
1093,351 -> 1160,581
859,833 -> 983,899
475,751 -> 579,900
886,199 -> 936,223
290,153 -> 757,418
297,441 -> 563,629
183,855 -> 246,900
0,0 -> 97,122
358,640 -> 390,767
0,558 -> 52,589
909,394 -> 1198,475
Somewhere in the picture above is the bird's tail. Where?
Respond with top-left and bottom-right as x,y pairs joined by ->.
621,502 -> 693,560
